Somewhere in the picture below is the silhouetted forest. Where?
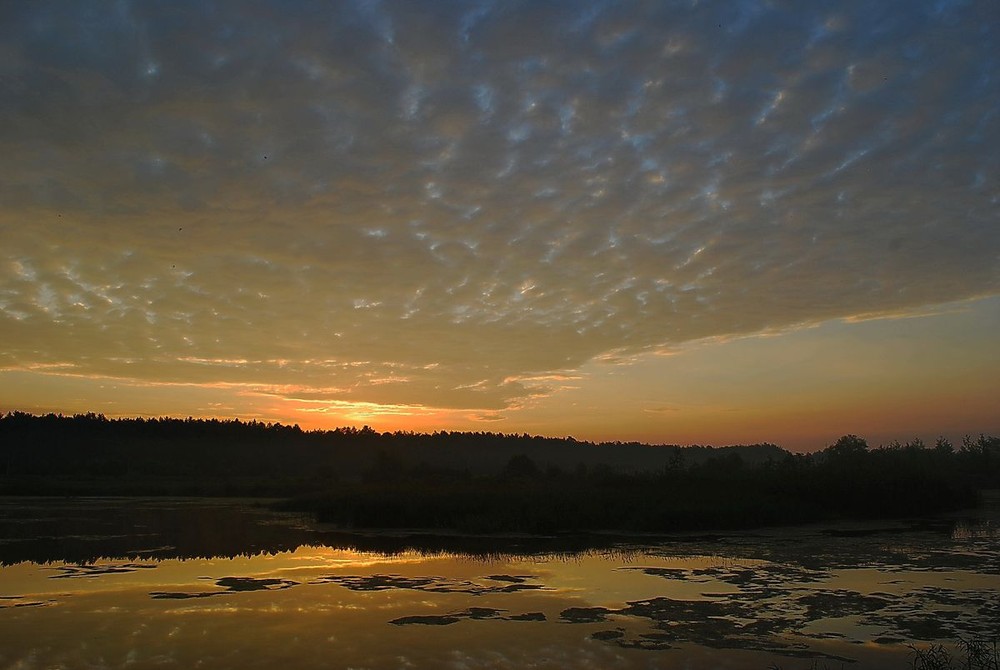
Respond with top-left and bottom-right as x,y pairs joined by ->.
0,411 -> 783,495
1,412 -> 997,533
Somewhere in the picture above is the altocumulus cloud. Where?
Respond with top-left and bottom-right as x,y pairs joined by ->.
0,0 -> 997,411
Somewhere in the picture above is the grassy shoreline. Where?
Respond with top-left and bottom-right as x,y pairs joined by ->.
279,466 -> 982,535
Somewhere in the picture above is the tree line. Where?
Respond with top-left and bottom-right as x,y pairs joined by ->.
1,412 -> 996,533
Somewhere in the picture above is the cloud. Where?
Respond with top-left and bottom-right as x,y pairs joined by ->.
0,0 -> 997,411
643,406 -> 680,415
472,412 -> 506,423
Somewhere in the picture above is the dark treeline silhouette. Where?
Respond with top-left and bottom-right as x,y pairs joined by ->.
292,434 -> 995,533
1,412 -> 997,533
0,411 -> 782,495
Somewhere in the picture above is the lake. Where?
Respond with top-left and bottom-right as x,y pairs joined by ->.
1,496 -> 997,669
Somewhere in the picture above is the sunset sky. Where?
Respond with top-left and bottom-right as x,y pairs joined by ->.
1,1 -> 997,451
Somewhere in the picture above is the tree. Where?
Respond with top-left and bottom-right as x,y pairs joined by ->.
825,434 -> 869,459
933,437 -> 954,455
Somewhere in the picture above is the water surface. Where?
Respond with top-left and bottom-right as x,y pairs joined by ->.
1,497 -> 997,669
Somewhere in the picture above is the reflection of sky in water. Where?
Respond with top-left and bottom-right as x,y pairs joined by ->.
1,500 -> 999,668
0,553 -> 994,668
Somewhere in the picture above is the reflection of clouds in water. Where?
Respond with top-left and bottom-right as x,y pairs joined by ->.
1,499 -> 998,666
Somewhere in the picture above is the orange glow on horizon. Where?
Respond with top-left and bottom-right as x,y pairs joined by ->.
2,296 -> 998,452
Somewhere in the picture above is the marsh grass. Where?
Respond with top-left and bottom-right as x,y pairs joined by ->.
908,638 -> 1000,670
770,639 -> 1000,670
767,638 -> 999,670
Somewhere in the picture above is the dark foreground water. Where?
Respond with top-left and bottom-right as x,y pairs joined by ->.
0,496 -> 997,669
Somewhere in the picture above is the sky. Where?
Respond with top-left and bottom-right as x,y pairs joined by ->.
1,0 -> 997,451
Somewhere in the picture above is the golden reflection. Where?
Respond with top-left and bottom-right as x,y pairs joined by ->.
2,542 -> 996,669
2,497 -> 999,669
